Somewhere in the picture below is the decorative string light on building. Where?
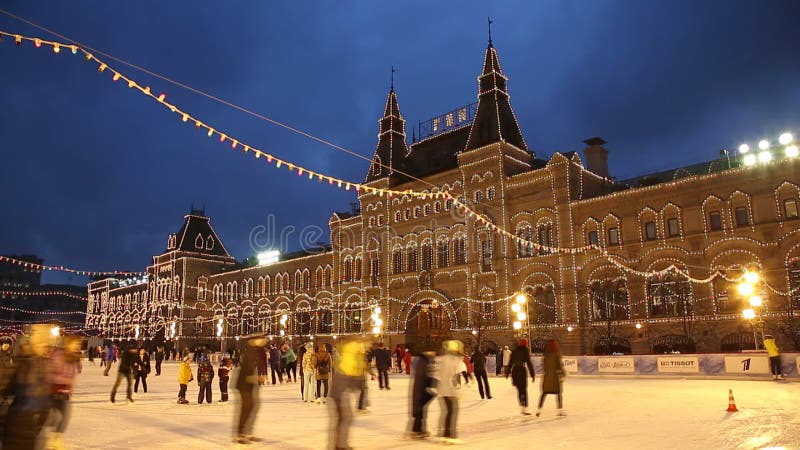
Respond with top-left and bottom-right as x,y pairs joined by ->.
0,255 -> 143,277
0,305 -> 86,316
0,290 -> 88,302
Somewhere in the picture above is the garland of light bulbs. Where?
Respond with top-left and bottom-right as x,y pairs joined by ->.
0,255 -> 143,277
3,29 -> 798,289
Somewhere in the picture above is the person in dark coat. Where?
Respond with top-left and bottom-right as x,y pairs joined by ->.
256,346 -> 268,386
269,345 -> 283,384
134,348 -> 150,393
537,339 -> 565,417
154,345 -> 165,376
505,338 -> 535,415
471,347 -> 491,399
234,336 -> 265,444
495,349 -> 503,376
408,350 -> 436,439
197,353 -> 215,404
370,342 -> 392,390
298,344 -> 307,398
111,346 -> 139,403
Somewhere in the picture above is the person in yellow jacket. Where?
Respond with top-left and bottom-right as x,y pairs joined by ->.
177,355 -> 193,404
763,335 -> 783,380
328,338 -> 369,450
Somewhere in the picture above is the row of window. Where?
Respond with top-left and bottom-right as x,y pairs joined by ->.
391,238 -> 468,274
389,198 -> 456,224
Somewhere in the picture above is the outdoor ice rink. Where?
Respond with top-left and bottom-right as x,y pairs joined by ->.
64,361 -> 799,449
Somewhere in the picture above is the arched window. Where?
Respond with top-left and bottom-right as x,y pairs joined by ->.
445,198 -> 453,211
527,286 -> 556,324
647,273 -> 692,317
206,235 -> 215,250
414,206 -> 421,219
195,234 -> 204,249
516,224 -> 533,257
487,187 -> 496,200
295,271 -> 302,291
437,239 -> 449,268
589,279 -> 629,321
434,201 -> 442,213
479,235 -> 493,272
316,308 -> 333,334
407,246 -> 419,272
453,237 -> 467,265
538,223 -> 553,249
344,306 -> 362,333
354,257 -> 363,280
324,266 -> 332,288
474,190 -> 484,203
395,211 -> 402,222
421,243 -> 433,271
343,258 -> 353,282
424,204 -> 432,216
315,268 -> 322,289
392,249 -> 403,274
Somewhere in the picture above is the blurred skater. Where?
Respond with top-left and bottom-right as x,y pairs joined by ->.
47,334 -> 82,449
537,339 -> 566,417
234,335 -> 266,444
2,325 -> 52,450
328,338 -> 368,450
408,349 -> 436,440
435,340 -> 464,444
269,344 -> 283,385
505,339 -> 535,415
314,344 -> 332,403
110,345 -> 139,404
371,342 -> 391,390
154,345 -> 165,376
282,344 -> 297,383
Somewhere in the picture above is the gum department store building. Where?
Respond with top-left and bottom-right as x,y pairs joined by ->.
87,41 -> 800,355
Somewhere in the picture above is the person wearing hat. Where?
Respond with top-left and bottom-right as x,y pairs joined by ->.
505,338 -> 535,415
177,355 -> 193,404
537,339 -> 566,417
763,335 -> 783,380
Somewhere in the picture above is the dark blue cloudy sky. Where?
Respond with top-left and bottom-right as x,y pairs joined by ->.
1,1 -> 799,285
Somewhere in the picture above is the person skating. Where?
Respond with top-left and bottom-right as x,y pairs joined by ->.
218,355 -> 233,402
234,335 -> 266,444
434,340 -> 464,444
298,344 -> 307,399
394,344 -> 404,373
371,342 -> 392,390
328,338 -> 369,450
537,339 -> 566,417
154,345 -> 165,376
102,345 -> 115,376
763,335 -> 783,380
502,345 -> 512,376
408,349 -> 436,439
505,339 -> 535,415
269,344 -> 283,384
134,348 -> 150,394
403,347 -> 412,375
471,347 -> 491,399
256,345 -> 268,386
177,355 -> 193,404
48,334 -> 82,450
282,344 -> 297,382
2,325 -> 52,450
494,349 -> 502,376
0,337 -> 14,405
110,345 -> 139,404
197,353 -> 215,404
301,342 -> 316,402
314,344 -> 331,403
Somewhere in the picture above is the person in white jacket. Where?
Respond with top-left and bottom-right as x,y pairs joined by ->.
434,340 -> 464,445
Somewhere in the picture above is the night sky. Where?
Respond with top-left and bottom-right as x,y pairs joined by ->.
1,1 -> 799,285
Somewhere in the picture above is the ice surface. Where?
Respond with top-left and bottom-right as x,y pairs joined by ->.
61,362 -> 799,449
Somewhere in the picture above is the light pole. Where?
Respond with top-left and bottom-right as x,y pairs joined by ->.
512,292 -> 530,344
370,305 -> 384,337
739,269 -> 764,349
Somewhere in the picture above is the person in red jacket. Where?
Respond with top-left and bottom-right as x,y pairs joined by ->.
218,355 -> 233,402
403,348 -> 412,375
394,345 -> 404,373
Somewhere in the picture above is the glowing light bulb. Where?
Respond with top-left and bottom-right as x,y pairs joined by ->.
744,271 -> 760,284
512,321 -> 522,330
779,132 -> 793,145
52,44 -> 60,53
738,144 -> 749,154
374,307 -> 382,314
567,326 -> 573,332
511,303 -> 521,313
517,312 -> 527,321
742,309 -> 755,320
758,151 -> 772,163
515,293 -> 527,304
743,154 -> 757,166
786,145 -> 799,158
748,296 -> 762,307
758,140 -> 769,150
737,283 -> 754,296
635,323 -> 642,329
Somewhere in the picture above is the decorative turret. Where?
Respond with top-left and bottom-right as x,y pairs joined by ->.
464,38 -> 528,153
365,83 -> 408,183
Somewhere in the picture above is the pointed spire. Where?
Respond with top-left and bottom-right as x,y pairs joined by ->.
366,86 -> 408,183
464,36 -> 528,153
488,17 -> 493,46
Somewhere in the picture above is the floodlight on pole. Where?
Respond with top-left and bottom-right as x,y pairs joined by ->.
748,296 -> 762,307
758,139 -> 770,150
512,321 -> 522,330
742,308 -> 756,320
738,143 -> 750,154
744,271 -> 760,284
50,326 -> 61,337
779,132 -> 793,145
737,283 -> 754,296
786,145 -> 799,158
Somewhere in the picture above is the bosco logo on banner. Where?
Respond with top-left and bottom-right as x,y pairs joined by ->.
597,356 -> 635,373
657,356 -> 699,373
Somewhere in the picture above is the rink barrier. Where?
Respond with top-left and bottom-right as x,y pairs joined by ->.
482,352 -> 800,378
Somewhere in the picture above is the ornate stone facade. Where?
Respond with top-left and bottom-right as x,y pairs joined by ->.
86,42 -> 800,354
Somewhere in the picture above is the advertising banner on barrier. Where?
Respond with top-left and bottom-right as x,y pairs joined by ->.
724,355 -> 770,374
598,356 -> 635,373
657,356 -> 700,373
562,357 -> 579,374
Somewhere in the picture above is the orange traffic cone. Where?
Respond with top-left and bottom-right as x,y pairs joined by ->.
726,389 -> 738,412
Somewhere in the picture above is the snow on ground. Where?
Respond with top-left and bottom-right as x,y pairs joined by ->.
63,361 -> 799,449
